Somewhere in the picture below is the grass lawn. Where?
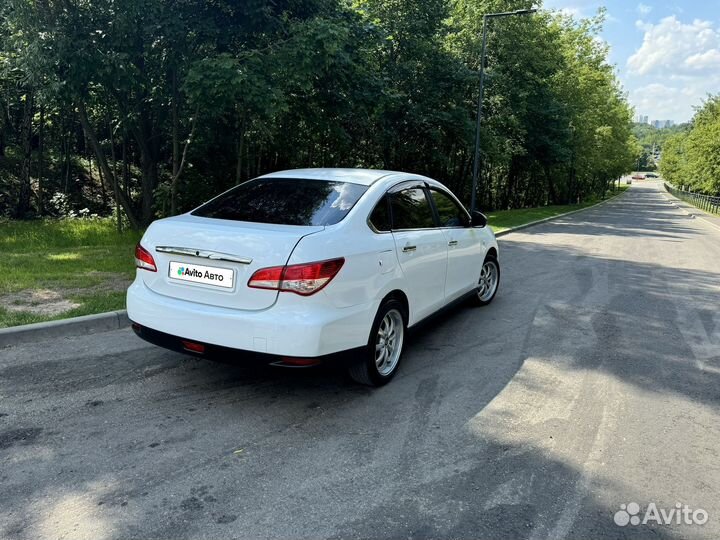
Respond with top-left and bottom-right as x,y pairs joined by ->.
0,219 -> 141,328
0,185 -> 628,328
487,185 -> 628,233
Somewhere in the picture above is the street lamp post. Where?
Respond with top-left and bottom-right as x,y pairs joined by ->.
470,8 -> 537,214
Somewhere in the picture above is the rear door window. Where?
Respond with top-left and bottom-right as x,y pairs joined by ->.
192,178 -> 368,226
429,188 -> 470,227
390,188 -> 437,230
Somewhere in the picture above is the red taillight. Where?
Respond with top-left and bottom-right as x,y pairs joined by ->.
246,266 -> 284,290
247,257 -> 344,296
135,243 -> 157,272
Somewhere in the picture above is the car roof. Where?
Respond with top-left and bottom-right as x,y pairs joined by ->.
257,168 -> 405,186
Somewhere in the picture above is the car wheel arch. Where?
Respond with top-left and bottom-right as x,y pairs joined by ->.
380,289 -> 409,326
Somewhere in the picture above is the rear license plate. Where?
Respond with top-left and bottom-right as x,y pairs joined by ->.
169,261 -> 234,289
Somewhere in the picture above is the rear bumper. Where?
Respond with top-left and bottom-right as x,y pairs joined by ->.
126,278 -> 376,357
130,323 -> 361,366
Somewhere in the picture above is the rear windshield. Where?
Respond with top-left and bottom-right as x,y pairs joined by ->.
192,178 -> 368,226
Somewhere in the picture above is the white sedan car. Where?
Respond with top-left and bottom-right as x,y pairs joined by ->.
127,168 -> 499,385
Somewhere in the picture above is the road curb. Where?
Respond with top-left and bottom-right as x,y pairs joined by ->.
0,310 -> 130,348
495,188 -> 627,238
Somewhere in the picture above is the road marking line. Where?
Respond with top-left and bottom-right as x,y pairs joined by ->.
661,194 -> 720,233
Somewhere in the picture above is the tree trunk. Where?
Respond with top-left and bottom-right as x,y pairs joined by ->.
0,98 -> 10,158
64,131 -> 71,194
37,104 -> 45,215
235,115 -> 245,185
97,154 -> 108,208
16,92 -> 34,217
109,119 -> 122,233
504,166 -> 516,210
170,106 -> 198,216
123,105 -> 158,225
486,167 -> 493,210
87,142 -> 103,205
256,143 -> 262,176
235,136 -> 244,185
140,156 -> 157,225
171,68 -> 179,181
77,100 -> 140,229
122,135 -> 130,201
170,67 -> 179,214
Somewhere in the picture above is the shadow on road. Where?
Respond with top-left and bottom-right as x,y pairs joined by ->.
1,183 -> 718,539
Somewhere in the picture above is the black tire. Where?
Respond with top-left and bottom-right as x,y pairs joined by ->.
348,299 -> 407,386
470,255 -> 500,307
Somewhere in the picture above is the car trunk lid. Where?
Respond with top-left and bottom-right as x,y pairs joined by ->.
139,214 -> 323,311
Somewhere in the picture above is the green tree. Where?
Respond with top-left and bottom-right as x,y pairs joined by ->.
684,96 -> 720,194
660,96 -> 719,195
0,0 -> 641,223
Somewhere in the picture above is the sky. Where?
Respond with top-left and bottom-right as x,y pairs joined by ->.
542,0 -> 720,123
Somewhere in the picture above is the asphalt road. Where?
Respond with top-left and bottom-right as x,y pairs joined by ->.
2,181 -> 719,540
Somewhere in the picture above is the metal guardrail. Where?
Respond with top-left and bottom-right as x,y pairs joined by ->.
664,183 -> 720,215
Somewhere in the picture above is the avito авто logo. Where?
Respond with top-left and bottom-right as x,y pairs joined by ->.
177,265 -> 225,282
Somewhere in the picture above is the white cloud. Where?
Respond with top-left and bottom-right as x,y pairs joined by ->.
634,19 -> 652,32
628,16 -> 720,76
626,16 -> 720,122
636,3 -> 652,15
685,49 -> 720,70
542,1 -> 616,22
628,77 -> 720,123
629,84 -> 685,121
542,0 -> 596,19
558,7 -> 583,18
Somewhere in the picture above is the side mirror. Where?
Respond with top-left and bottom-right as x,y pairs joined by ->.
471,210 -> 488,228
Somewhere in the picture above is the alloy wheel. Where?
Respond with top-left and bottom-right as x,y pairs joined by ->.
375,308 -> 404,376
477,260 -> 499,302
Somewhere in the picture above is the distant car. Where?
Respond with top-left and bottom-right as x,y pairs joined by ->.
632,174 -> 645,180
626,178 -> 632,185
645,173 -> 659,178
127,168 -> 500,386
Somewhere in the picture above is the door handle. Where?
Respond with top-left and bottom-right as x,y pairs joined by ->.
402,244 -> 417,252
448,240 -> 458,246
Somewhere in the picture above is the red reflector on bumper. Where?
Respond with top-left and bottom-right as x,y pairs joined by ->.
181,340 -> 205,354
278,357 -> 321,367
